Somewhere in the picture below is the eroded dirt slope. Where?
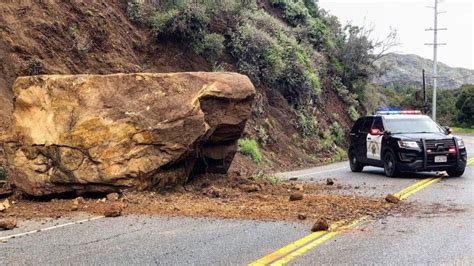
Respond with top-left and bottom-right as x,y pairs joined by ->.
0,0 -> 351,171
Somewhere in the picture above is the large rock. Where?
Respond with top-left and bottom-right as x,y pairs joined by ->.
2,72 -> 255,196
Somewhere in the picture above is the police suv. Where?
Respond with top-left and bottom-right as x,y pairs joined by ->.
348,110 -> 467,177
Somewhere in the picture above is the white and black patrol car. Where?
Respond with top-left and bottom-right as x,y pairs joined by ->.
348,110 -> 467,177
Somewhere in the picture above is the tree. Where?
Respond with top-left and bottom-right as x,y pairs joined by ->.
455,84 -> 474,127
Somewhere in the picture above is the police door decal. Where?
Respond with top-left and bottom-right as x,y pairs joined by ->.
366,133 -> 382,160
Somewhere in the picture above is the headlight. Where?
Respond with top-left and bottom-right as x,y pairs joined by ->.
457,139 -> 465,149
398,140 -> 420,150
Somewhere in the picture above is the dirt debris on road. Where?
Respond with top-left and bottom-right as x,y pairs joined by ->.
326,178 -> 335,186
0,199 -> 10,212
311,218 -> 329,231
106,193 -> 120,202
385,194 -> 401,204
104,204 -> 122,217
0,172 -> 405,225
0,218 -> 16,230
289,192 -> 304,201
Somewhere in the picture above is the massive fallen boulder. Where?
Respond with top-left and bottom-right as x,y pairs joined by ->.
2,72 -> 255,196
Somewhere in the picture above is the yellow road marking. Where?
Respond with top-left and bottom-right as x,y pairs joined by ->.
249,158 -> 474,265
393,177 -> 436,198
398,177 -> 442,200
269,217 -> 367,266
249,221 -> 346,266
467,157 -> 474,165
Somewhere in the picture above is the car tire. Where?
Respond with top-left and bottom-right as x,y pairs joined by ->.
446,165 -> 465,177
349,150 -> 364,172
384,151 -> 399,177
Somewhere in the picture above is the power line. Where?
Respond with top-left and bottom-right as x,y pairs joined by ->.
425,0 -> 447,122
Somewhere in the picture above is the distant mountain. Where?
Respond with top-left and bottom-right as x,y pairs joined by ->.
373,53 -> 474,89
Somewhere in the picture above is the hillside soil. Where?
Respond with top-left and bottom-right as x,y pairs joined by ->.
0,0 -> 352,174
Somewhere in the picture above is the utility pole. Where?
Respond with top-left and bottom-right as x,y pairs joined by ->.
422,69 -> 428,114
425,0 -> 447,121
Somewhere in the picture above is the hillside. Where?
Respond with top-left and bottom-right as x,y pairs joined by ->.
0,0 -> 380,173
373,53 -> 474,89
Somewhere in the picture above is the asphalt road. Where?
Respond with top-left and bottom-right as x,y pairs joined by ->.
1,135 -> 473,265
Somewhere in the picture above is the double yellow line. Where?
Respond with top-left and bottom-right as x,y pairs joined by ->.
394,177 -> 442,200
468,157 -> 474,165
249,158 -> 474,266
249,218 -> 367,266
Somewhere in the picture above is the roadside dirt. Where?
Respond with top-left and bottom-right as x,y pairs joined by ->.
0,173 -> 407,225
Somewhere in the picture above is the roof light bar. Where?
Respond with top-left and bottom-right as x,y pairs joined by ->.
376,110 -> 422,115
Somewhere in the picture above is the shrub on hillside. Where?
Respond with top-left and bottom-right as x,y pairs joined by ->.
231,10 -> 321,102
270,0 -> 309,26
306,17 -> 333,51
348,106 -> 359,121
0,167 -> 6,180
238,138 -> 262,163
194,33 -> 225,64
231,21 -> 284,84
296,108 -> 319,136
126,0 -> 144,23
329,121 -> 344,146
147,4 -> 209,42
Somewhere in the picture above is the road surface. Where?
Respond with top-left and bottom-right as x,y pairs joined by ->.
1,134 -> 473,265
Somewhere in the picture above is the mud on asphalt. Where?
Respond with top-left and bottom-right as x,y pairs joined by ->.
0,172 -> 414,227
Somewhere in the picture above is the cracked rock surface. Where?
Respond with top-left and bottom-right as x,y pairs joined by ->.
2,72 -> 255,196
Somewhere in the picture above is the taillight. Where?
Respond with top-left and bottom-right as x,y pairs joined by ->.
448,147 -> 456,154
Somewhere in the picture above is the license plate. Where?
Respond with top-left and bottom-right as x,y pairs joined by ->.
434,155 -> 447,163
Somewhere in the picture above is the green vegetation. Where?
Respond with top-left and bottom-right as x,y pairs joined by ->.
329,121 -> 344,146
132,40 -> 143,51
0,167 -> 6,180
455,85 -> 474,127
256,125 -> 269,145
25,57 -> 43,76
126,0 -> 144,23
376,83 -> 473,128
231,9 -> 322,101
452,127 -> 474,135
85,10 -> 94,17
194,33 -> 225,65
238,138 -> 262,163
125,0 -> 372,109
332,146 -> 347,162
252,170 -> 280,184
296,107 -> 319,137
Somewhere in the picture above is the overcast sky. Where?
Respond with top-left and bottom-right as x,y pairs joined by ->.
319,0 -> 474,69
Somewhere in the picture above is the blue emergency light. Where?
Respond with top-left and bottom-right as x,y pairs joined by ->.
376,110 -> 422,115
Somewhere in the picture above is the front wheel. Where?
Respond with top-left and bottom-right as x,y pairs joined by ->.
349,150 -> 364,172
384,151 -> 399,177
446,165 -> 465,177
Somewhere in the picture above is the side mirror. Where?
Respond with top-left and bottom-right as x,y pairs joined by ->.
443,126 -> 452,135
370,128 -> 381,136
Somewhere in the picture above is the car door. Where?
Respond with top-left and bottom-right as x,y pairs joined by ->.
366,117 -> 384,163
356,117 -> 374,163
349,117 -> 364,149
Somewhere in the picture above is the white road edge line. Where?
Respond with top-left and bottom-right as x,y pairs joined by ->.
280,166 -> 348,179
0,216 -> 104,241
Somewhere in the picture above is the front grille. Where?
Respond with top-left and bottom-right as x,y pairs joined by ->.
423,138 -> 457,167
425,139 -> 455,150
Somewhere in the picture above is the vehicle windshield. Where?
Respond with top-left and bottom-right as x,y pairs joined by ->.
383,117 -> 444,134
